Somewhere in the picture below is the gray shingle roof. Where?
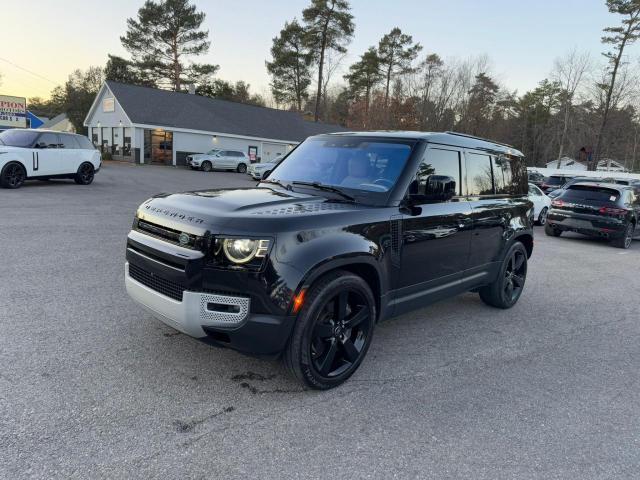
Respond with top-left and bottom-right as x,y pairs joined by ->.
105,81 -> 346,142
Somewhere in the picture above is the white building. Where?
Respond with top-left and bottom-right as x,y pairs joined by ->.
545,157 -> 587,170
83,81 -> 346,165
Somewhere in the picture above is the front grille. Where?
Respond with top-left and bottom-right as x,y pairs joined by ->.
129,263 -> 185,301
136,220 -> 197,249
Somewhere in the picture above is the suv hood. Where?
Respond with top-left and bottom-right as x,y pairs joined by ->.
137,187 -> 368,234
189,153 -> 215,161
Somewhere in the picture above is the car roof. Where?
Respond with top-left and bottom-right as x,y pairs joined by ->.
316,130 -> 524,157
566,181 -> 630,191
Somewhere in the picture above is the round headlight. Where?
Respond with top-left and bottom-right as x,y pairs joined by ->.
223,238 -> 259,264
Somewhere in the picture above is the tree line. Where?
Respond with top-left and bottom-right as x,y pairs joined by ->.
27,0 -> 640,170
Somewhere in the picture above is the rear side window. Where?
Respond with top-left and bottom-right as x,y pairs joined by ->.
493,156 -> 512,194
547,176 -> 567,186
59,134 -> 80,149
76,135 -> 95,150
466,153 -> 493,196
36,133 -> 60,149
561,185 -> 621,203
418,148 -> 462,196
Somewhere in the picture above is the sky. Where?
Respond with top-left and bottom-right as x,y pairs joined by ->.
0,0 -> 634,101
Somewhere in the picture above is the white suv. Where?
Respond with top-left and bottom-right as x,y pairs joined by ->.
189,149 -> 249,173
0,129 -> 101,189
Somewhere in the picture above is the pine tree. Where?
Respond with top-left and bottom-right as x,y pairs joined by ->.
377,28 -> 422,114
266,20 -> 313,111
592,0 -> 640,170
104,55 -> 155,87
120,0 -> 218,91
302,0 -> 354,122
344,47 -> 381,124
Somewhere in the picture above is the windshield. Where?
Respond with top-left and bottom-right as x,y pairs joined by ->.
206,149 -> 220,155
266,136 -> 414,198
560,185 -> 620,203
0,129 -> 39,147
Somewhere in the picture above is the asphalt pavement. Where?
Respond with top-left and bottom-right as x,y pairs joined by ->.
1,162 -> 638,479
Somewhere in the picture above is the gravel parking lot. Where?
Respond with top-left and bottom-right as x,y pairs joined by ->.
1,162 -> 639,479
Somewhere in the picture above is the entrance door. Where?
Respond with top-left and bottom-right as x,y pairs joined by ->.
149,129 -> 173,164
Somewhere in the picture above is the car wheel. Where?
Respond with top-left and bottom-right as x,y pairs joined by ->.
74,162 -> 95,185
611,223 -> 634,249
479,242 -> 528,309
544,223 -> 562,237
537,207 -> 548,226
201,161 -> 212,172
284,270 -> 376,390
1,162 -> 26,189
237,163 -> 247,173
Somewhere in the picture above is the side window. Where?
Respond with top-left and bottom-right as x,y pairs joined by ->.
59,134 -> 80,149
528,184 -> 537,196
233,151 -> 244,157
466,152 -> 494,196
77,136 -> 95,149
36,133 -> 60,149
416,148 -> 462,196
492,155 -> 513,195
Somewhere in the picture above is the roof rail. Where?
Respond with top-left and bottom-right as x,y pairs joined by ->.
444,131 -> 514,149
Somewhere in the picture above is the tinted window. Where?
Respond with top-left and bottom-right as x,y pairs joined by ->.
417,148 -> 461,196
59,134 -> 80,149
547,176 -> 569,186
37,133 -> 60,149
492,155 -> 513,194
560,185 -> 621,203
76,135 -> 95,150
466,152 -> 494,195
0,129 -> 39,147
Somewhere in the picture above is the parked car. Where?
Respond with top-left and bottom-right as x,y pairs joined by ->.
540,174 -> 576,194
546,176 -> 612,199
189,149 -> 249,173
247,156 -> 285,180
528,171 -> 545,187
528,183 -> 552,225
125,131 -> 533,389
545,182 -> 639,249
187,149 -> 221,171
0,129 -> 100,189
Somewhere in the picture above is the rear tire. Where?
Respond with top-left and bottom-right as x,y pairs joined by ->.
545,223 -> 561,237
201,161 -> 212,172
611,223 -> 634,249
74,163 -> 95,185
537,207 -> 548,226
284,270 -> 376,390
1,162 -> 26,189
237,163 -> 247,173
479,242 -> 528,309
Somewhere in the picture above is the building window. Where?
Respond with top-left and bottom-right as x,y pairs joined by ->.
123,128 -> 132,158
101,127 -> 112,154
143,128 -> 173,164
91,127 -> 99,147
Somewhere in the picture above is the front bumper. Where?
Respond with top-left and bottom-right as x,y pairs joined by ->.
125,262 -> 295,355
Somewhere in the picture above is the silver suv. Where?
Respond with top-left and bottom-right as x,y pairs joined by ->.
189,149 -> 249,173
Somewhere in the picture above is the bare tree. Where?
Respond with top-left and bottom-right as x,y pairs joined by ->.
552,49 -> 591,167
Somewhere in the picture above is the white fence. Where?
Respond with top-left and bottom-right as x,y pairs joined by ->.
528,167 -> 640,181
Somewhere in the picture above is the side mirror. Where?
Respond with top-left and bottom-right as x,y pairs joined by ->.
409,175 -> 456,203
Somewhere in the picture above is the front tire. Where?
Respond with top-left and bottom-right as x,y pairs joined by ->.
284,270 -> 376,390
611,223 -> 634,249
74,163 -> 95,185
201,161 -> 212,172
479,242 -> 528,309
236,163 -> 247,173
1,162 -> 26,189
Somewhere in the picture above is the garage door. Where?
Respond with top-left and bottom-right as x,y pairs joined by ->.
262,143 -> 287,163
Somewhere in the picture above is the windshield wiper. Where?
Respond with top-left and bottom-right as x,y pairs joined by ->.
292,181 -> 355,202
261,178 -> 292,191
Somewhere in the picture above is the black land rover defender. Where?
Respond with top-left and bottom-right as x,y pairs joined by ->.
125,132 -> 533,389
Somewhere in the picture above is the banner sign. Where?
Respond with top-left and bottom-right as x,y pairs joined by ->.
0,95 -> 27,128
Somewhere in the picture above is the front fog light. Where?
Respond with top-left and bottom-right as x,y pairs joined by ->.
222,238 -> 270,264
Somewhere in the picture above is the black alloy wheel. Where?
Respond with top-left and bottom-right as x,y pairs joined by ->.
75,163 -> 95,185
237,163 -> 247,173
1,163 -> 26,189
285,271 -> 376,389
201,161 -> 212,172
612,223 -> 634,249
479,242 -> 528,309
